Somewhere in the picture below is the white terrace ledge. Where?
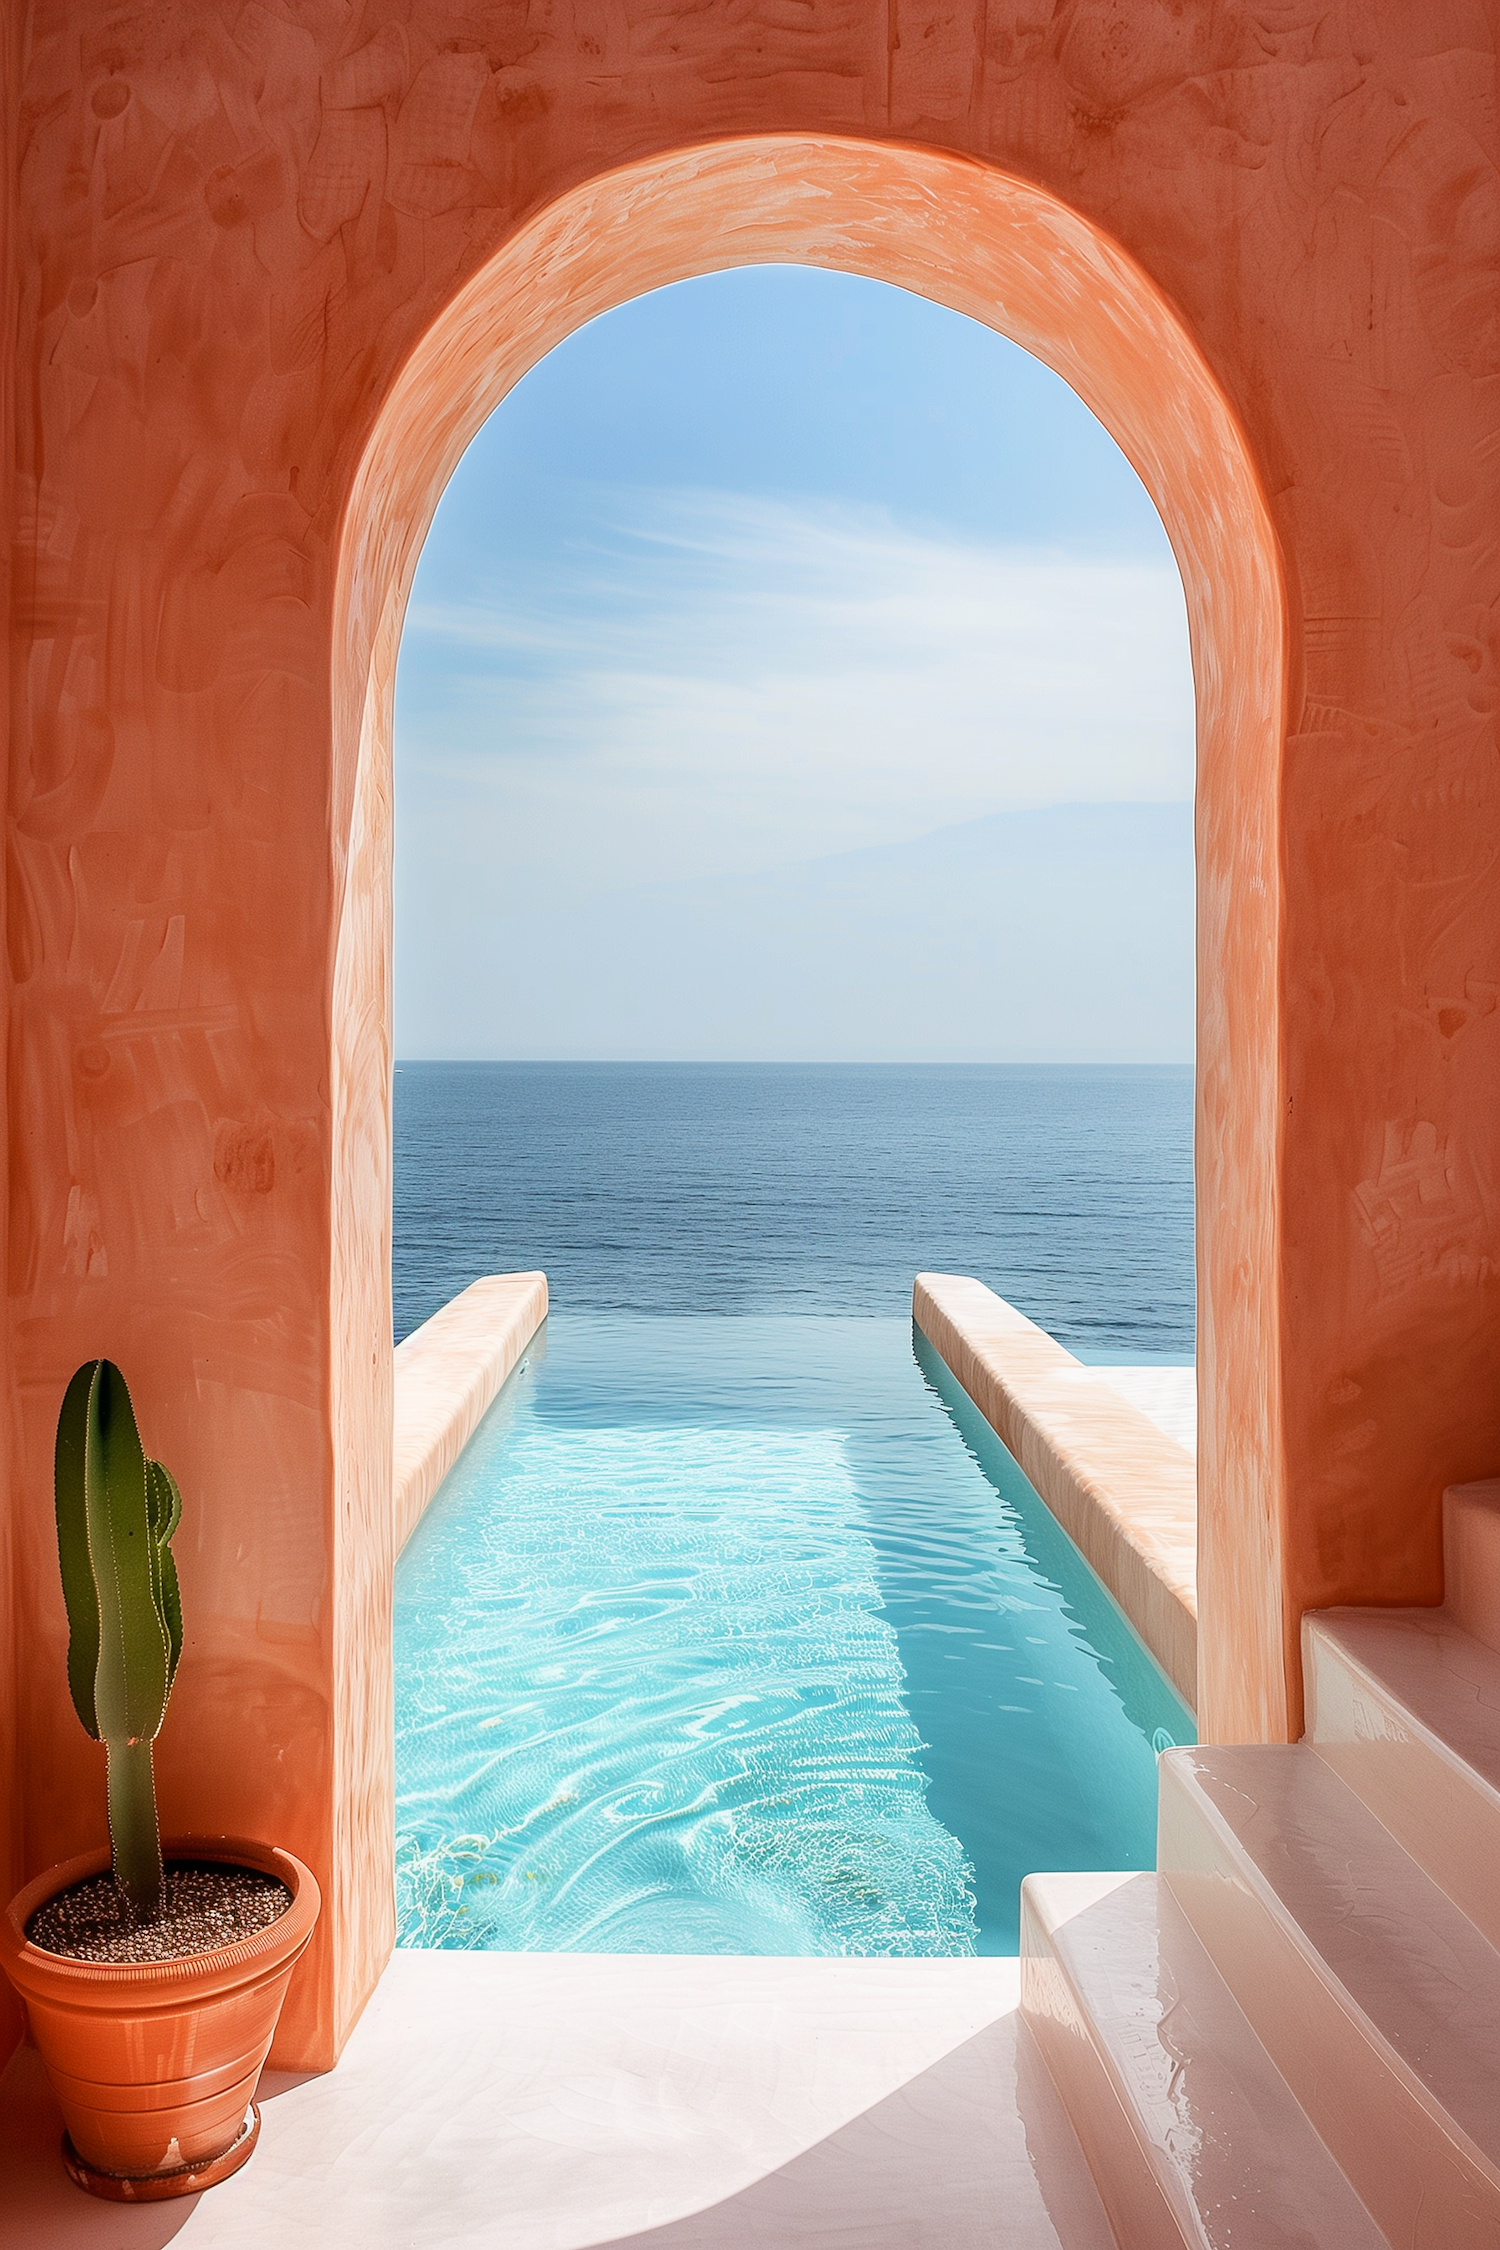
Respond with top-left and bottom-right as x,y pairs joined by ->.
914,1273 -> 1197,1712
393,1270 -> 548,1553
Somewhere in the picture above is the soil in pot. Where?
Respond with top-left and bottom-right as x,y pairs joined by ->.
26,1861 -> 292,1965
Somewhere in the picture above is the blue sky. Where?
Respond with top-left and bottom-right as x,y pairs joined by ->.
394,267 -> 1194,1061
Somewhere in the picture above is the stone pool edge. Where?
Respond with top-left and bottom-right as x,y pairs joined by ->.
393,1271 -> 548,1553
913,1273 -> 1197,1713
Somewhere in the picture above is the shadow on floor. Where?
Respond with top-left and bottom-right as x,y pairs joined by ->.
582,2017 -> 1110,2250
0,2013 -> 1111,2249
0,2044 -> 197,2248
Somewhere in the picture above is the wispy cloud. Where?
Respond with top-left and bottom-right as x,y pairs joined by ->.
396,489 -> 1193,894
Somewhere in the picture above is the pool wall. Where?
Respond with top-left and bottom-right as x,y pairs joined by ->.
914,1274 -> 1197,1712
393,1272 -> 549,1553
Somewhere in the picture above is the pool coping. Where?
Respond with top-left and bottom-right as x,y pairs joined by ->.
913,1274 -> 1197,1712
393,1271 -> 549,1553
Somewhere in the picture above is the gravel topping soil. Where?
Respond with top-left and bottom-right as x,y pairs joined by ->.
26,1861 -> 291,1964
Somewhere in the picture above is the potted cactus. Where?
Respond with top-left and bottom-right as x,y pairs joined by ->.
0,1360 -> 320,2201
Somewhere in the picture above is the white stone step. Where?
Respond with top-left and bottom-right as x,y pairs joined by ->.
1020,1868 -> 1389,2249
1305,1605 -> 1500,1951
1159,1745 -> 1500,2249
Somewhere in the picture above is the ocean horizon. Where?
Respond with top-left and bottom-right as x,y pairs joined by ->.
393,1060 -> 1193,1358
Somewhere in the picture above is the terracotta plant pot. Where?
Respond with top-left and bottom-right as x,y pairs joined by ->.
0,1835 -> 319,2200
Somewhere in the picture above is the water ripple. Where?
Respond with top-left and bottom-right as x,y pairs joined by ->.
397,1422 -> 978,1954
394,1315 -> 1192,1954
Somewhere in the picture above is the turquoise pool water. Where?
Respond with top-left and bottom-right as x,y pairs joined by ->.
394,1314 -> 1193,1955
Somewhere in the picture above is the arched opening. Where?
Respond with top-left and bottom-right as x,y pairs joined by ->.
386,263 -> 1203,1953
332,140 -> 1288,1883
392,263 -> 1196,1080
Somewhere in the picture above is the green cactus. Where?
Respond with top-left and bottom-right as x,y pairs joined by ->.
54,1361 -> 183,1922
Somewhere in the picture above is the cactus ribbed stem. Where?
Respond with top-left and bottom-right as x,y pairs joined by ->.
55,1360 -> 182,1922
106,1738 -> 163,1922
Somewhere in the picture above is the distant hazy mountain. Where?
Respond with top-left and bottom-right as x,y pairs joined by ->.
404,800 -> 1194,1063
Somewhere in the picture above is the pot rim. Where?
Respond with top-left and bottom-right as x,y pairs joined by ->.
0,1835 -> 320,2000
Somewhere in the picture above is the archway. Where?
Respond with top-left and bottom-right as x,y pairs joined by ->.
392,264 -> 1198,1075
333,137 -> 1286,1835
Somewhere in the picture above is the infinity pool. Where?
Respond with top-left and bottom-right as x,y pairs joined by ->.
394,1314 -> 1192,1955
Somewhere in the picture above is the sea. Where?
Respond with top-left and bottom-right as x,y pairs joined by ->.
392,1061 -> 1193,1352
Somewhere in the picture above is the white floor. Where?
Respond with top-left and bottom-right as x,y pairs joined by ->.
0,1951 -> 1115,2249
1092,1365 -> 1196,1456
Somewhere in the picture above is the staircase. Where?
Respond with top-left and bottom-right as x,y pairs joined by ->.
1022,1478 -> 1500,2248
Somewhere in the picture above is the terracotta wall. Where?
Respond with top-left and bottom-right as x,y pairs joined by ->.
0,0 -> 18,2070
3,3 -> 1495,2063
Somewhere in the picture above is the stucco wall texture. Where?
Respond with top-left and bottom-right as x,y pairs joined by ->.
0,3 -> 1494,2065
